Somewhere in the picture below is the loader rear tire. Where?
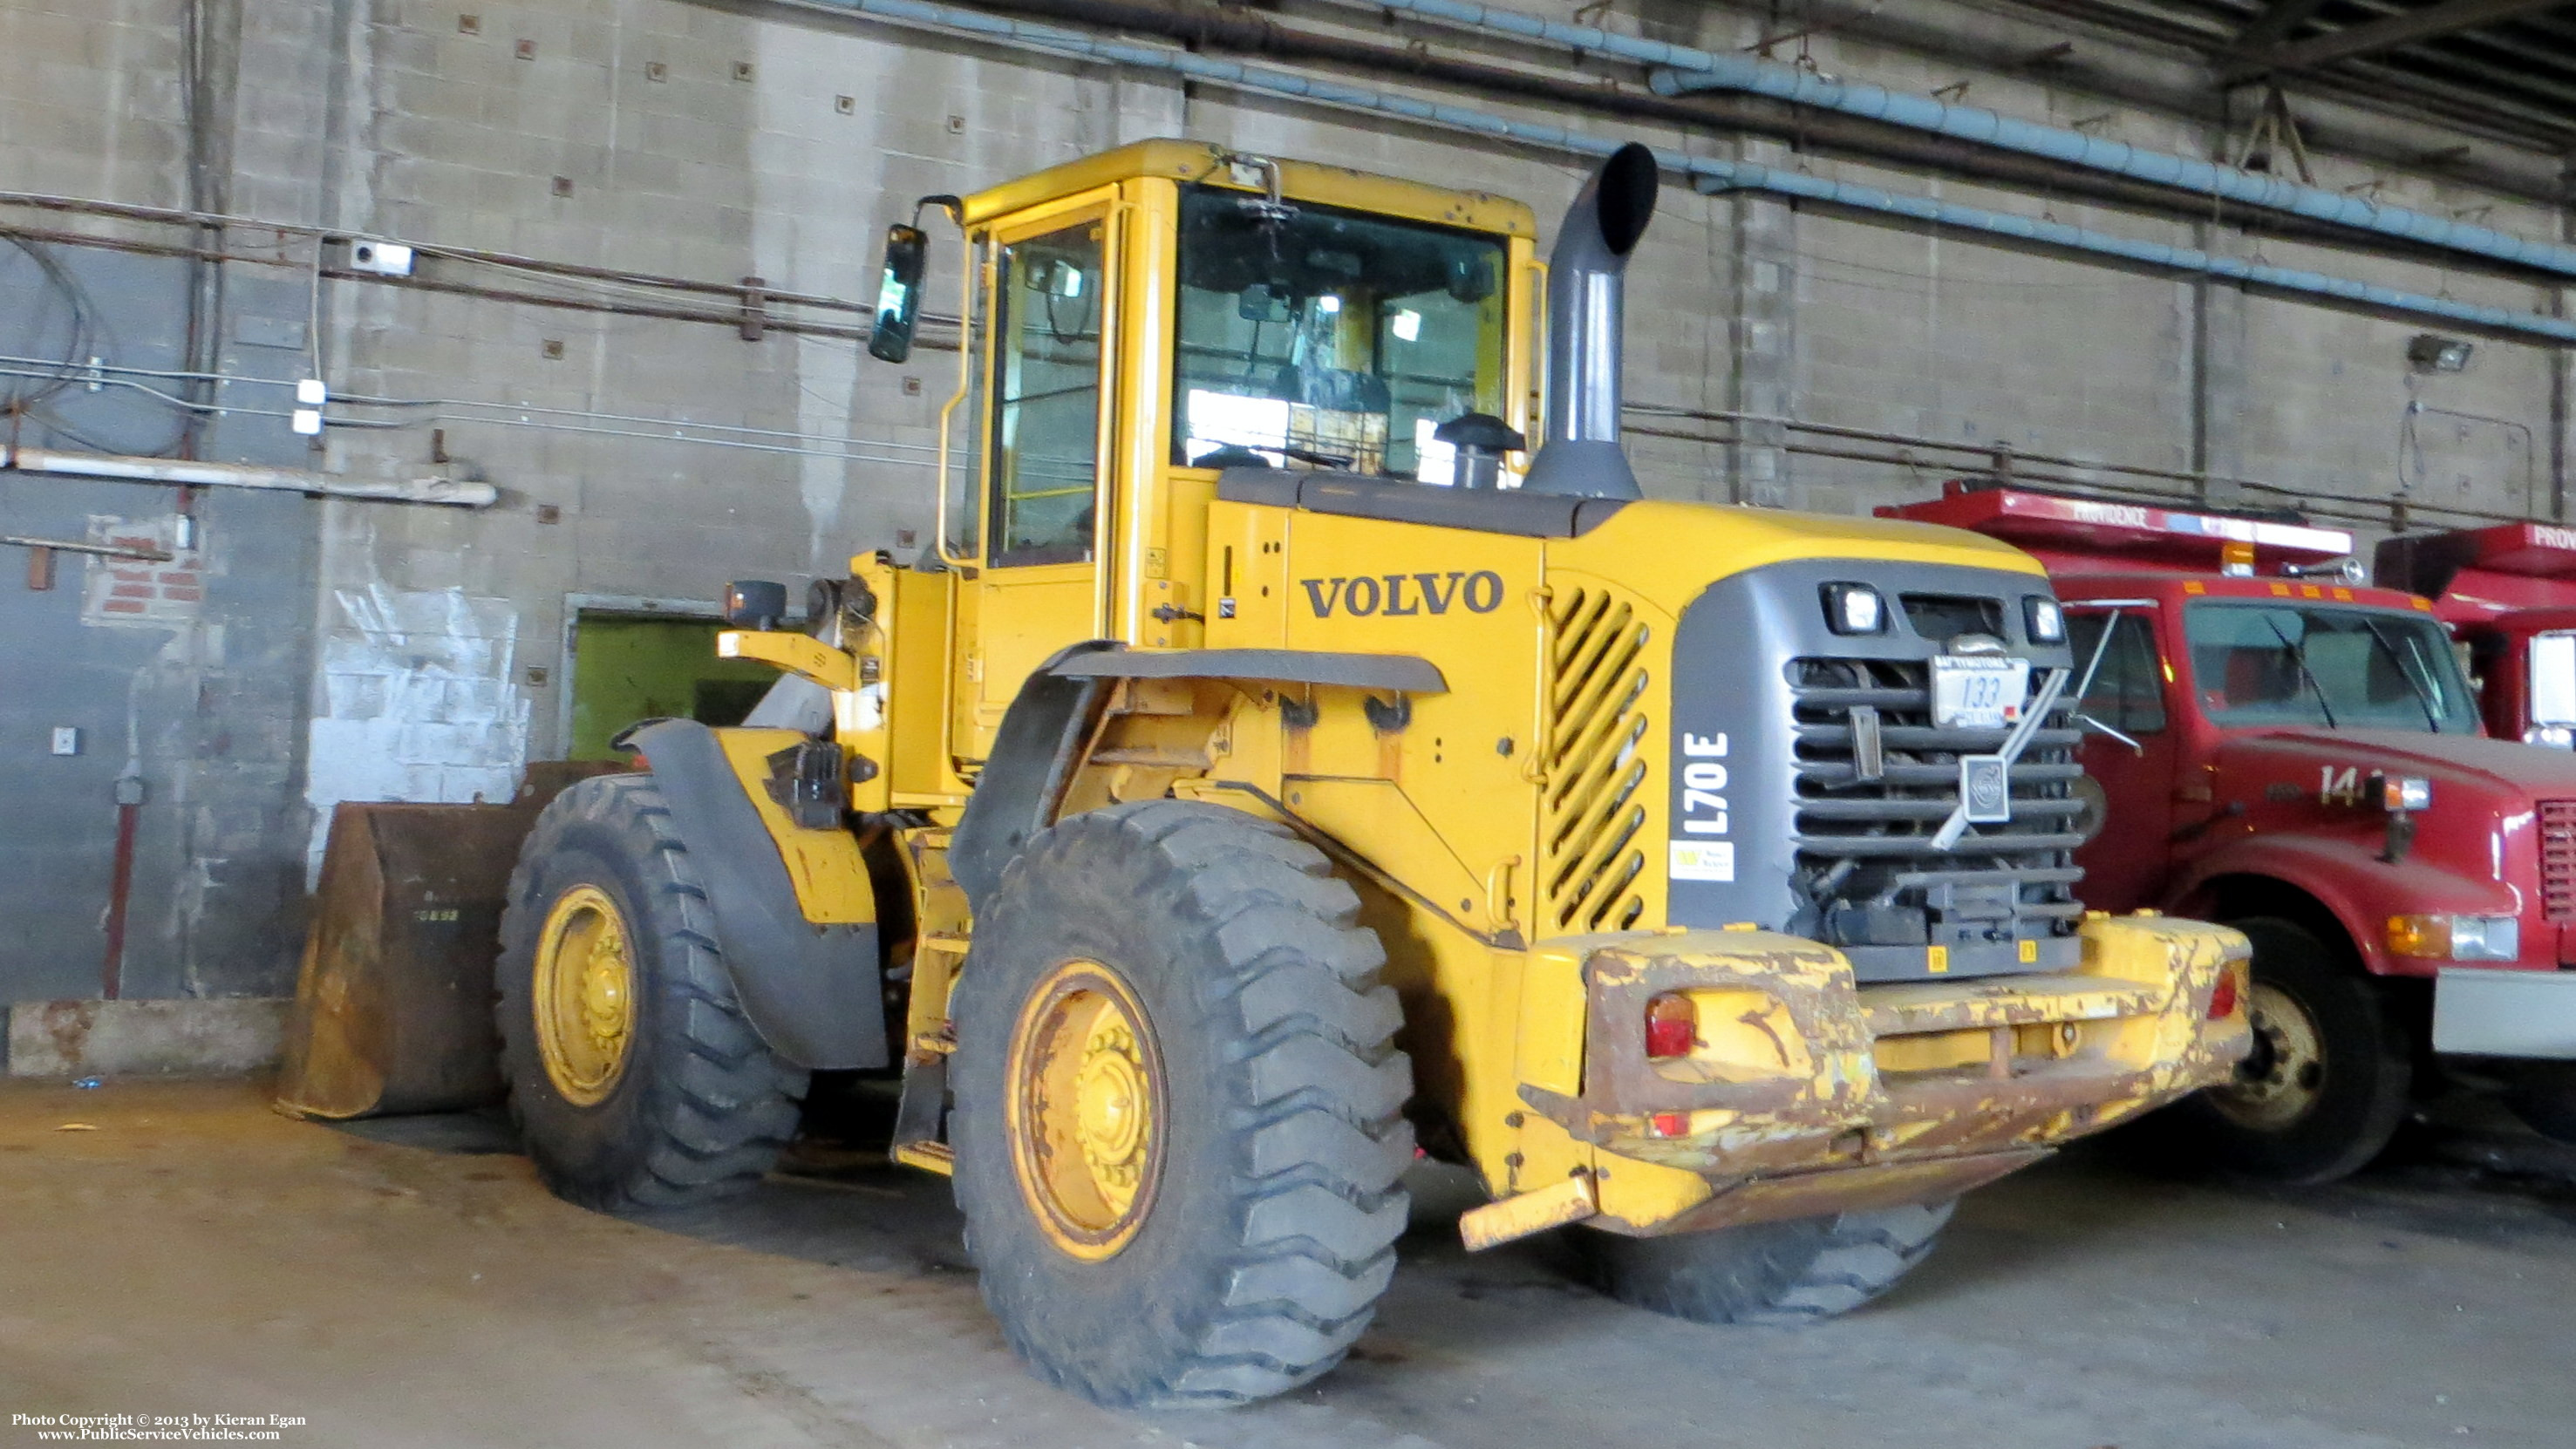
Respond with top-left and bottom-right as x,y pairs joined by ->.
497,774 -> 808,1213
951,800 -> 1414,1409
1579,1200 -> 1954,1325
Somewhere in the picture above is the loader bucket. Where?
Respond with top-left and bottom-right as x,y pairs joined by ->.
274,763 -> 626,1119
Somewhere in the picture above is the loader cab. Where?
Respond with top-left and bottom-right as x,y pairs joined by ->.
869,140 -> 1540,762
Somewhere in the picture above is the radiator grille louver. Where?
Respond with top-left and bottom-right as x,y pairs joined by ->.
1789,656 -> 2084,925
1541,587 -> 1651,935
2540,799 -> 2576,922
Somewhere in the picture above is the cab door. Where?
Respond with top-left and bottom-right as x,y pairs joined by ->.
2067,604 -> 2181,910
952,195 -> 1121,763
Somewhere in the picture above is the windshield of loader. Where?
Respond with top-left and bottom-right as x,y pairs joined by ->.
1171,185 -> 1506,482
2185,602 -> 2478,733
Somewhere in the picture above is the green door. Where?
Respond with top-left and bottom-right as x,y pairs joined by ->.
565,615 -> 778,760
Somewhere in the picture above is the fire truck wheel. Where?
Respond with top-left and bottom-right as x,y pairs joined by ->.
1580,1200 -> 1955,1325
2182,915 -> 2409,1185
2504,1062 -> 2576,1145
497,774 -> 810,1213
950,800 -> 1415,1409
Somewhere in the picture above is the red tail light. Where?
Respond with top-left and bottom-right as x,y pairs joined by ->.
1645,992 -> 1696,1058
2207,967 -> 2241,1020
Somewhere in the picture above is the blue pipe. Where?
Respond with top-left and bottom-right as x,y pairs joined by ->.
1681,158 -> 2576,344
776,0 -> 2576,344
1367,0 -> 2576,283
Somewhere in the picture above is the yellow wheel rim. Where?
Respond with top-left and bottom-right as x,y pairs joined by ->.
531,884 -> 637,1106
2208,981 -> 2325,1133
1005,960 -> 1166,1262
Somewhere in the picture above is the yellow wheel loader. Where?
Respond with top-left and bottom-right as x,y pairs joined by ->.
495,139 -> 2252,1407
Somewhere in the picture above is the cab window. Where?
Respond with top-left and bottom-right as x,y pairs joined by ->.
2184,602 -> 2478,733
988,221 -> 1105,567
1170,185 -> 1506,481
2068,612 -> 2168,735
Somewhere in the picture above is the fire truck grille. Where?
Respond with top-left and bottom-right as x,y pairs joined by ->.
2540,800 -> 2576,922
1788,656 -> 2085,935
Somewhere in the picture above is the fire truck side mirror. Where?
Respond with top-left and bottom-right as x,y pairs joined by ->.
868,222 -> 930,364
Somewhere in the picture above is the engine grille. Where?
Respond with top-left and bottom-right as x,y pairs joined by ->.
1788,656 -> 2084,942
1540,585 -> 1651,935
2541,799 -> 2576,921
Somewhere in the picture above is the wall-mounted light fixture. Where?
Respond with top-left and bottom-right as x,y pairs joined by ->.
2407,332 -> 2475,374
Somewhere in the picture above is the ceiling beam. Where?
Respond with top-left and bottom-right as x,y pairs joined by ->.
2224,0 -> 2572,79
2226,0 -> 2335,56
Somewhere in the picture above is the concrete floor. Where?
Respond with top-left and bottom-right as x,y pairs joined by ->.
3,1080 -> 2573,1448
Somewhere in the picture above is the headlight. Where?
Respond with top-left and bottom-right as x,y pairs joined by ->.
2387,914 -> 2519,962
2525,725 -> 2574,749
2378,774 -> 2432,812
1821,582 -> 1884,636
2023,596 -> 2065,644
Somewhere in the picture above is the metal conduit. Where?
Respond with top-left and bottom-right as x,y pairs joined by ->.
787,0 -> 2576,346
1362,0 -> 2576,283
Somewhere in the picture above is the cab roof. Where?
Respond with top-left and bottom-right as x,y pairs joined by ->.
2057,569 -> 2436,616
959,139 -> 1538,237
2377,521 -> 2576,624
1880,480 -> 2355,576
2382,520 -> 2576,585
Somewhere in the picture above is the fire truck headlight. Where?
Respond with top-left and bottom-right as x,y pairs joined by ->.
2387,914 -> 2518,962
2449,915 -> 2521,961
2023,596 -> 2065,644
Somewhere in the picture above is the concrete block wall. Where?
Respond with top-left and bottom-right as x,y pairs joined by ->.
0,0 -> 2570,1005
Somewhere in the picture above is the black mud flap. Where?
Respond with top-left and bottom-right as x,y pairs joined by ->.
947,640 -> 1119,909
623,718 -> 887,1070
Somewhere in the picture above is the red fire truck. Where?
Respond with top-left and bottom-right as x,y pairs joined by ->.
2375,521 -> 2576,751
1887,481 -> 2576,1180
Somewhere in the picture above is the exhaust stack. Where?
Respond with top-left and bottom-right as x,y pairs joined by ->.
1523,143 -> 1659,500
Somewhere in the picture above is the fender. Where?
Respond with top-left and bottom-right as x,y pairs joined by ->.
621,718 -> 887,1070
949,641 -> 1117,908
2166,833 -> 2517,978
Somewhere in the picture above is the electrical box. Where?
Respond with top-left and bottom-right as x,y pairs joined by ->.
348,240 -> 415,276
50,727 -> 78,756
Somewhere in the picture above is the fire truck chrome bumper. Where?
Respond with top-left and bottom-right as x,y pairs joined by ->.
2433,966 -> 2576,1059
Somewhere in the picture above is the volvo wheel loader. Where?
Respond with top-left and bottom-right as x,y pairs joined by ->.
496,139 -> 2252,1407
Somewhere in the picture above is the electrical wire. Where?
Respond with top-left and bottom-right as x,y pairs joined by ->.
0,237 -> 93,410
0,350 -> 949,458
0,357 -> 954,466
0,238 -> 197,457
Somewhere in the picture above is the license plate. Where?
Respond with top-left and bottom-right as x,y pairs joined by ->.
1932,656 -> 2029,730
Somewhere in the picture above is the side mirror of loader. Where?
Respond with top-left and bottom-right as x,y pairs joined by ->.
867,222 -> 929,364
723,580 -> 789,631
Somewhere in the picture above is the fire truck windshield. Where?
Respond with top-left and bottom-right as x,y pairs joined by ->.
2185,602 -> 2477,733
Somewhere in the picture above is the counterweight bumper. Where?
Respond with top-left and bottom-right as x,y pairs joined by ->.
1497,914 -> 2250,1242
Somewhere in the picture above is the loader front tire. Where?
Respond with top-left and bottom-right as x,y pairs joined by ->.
497,774 -> 808,1213
1580,1200 -> 1954,1326
951,800 -> 1414,1409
